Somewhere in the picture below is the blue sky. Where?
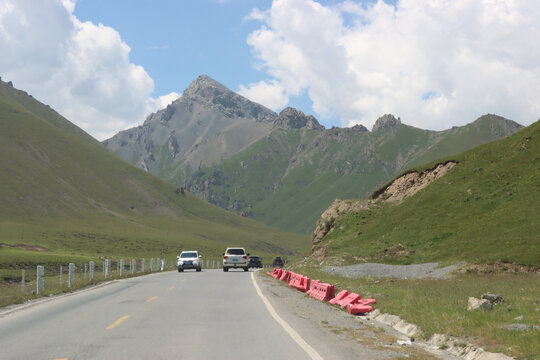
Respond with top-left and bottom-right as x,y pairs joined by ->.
73,0 -> 344,129
74,0 -> 274,97
1,0 -> 539,140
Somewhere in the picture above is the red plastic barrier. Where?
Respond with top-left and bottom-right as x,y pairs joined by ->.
307,280 -> 320,296
289,273 -> 310,292
279,270 -> 291,282
308,281 -> 335,302
358,298 -> 376,305
347,304 -> 373,314
336,293 -> 362,308
273,268 -> 283,279
329,289 -> 349,305
288,272 -> 299,286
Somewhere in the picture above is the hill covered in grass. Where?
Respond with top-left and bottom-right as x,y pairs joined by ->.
0,79 -> 309,267
310,120 -> 540,267
187,113 -> 522,234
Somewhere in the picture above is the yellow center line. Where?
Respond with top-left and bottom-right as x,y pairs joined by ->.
106,315 -> 130,330
146,296 -> 159,303
181,279 -> 187,282
168,285 -> 176,291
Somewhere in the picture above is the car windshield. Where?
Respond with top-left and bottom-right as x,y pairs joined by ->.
226,249 -> 245,255
181,252 -> 197,258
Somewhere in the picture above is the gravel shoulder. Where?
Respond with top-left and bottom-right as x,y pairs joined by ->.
323,262 -> 462,279
255,271 -> 459,360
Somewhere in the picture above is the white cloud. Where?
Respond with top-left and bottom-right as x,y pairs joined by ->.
243,0 -> 540,130
0,0 -> 175,140
238,80 -> 289,111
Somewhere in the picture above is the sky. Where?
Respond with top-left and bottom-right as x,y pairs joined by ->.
1,0 -> 539,140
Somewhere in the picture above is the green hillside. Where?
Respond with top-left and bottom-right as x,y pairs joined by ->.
313,120 -> 540,266
187,115 -> 522,234
0,80 -> 309,268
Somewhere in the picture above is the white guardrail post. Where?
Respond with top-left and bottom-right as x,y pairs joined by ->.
36,265 -> 44,295
89,261 -> 95,281
131,259 -> 136,275
105,259 -> 111,279
68,263 -> 75,288
141,259 -> 146,273
150,258 -> 154,272
119,259 -> 124,277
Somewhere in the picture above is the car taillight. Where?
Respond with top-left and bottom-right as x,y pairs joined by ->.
243,255 -> 247,259
224,255 -> 228,259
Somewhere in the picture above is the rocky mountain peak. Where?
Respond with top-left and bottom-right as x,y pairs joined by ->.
179,74 -> 277,123
183,74 -> 228,99
274,107 -> 325,131
372,114 -> 401,132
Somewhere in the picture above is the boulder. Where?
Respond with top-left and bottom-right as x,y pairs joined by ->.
482,292 -> 503,304
467,297 -> 493,311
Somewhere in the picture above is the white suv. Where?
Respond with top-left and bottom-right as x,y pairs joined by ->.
177,250 -> 202,272
223,247 -> 249,272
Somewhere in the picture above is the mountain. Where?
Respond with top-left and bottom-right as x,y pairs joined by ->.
310,120 -> 540,266
184,113 -> 522,233
103,74 -> 277,184
0,78 -> 308,267
104,75 -> 522,235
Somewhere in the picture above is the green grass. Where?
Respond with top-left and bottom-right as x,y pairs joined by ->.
185,116 -> 522,233
315,120 -> 540,266
288,266 -> 539,360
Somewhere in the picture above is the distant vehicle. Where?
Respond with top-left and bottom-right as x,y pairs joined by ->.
177,250 -> 202,272
248,255 -> 262,268
272,257 -> 284,268
223,247 -> 249,272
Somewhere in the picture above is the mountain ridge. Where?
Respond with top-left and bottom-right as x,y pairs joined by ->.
103,75 -> 523,234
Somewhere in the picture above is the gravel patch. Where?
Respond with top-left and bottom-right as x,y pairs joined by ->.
323,262 -> 461,279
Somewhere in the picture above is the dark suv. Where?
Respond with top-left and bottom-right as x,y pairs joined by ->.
248,256 -> 262,268
272,257 -> 284,268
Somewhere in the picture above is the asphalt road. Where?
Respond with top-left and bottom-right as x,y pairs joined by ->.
0,269 -> 447,360
0,269 -> 318,359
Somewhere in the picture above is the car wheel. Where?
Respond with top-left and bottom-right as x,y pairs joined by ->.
243,267 -> 248,272
223,267 -> 228,272
178,268 -> 183,272
196,267 -> 201,272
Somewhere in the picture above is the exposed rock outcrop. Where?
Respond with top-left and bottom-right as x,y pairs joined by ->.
372,161 -> 457,202
372,114 -> 401,132
313,161 -> 457,248
273,107 -> 325,130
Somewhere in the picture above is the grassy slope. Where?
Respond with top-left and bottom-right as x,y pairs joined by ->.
317,120 -> 540,266
0,81 -> 309,268
190,116 -> 521,234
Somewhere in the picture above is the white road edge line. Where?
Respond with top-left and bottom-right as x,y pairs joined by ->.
251,272 -> 324,360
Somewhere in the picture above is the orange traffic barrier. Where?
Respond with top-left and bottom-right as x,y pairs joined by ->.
289,272 -> 310,292
335,293 -> 362,308
279,270 -> 291,282
329,289 -> 349,305
308,281 -> 335,302
358,298 -> 376,305
347,304 -> 373,314
307,280 -> 320,296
